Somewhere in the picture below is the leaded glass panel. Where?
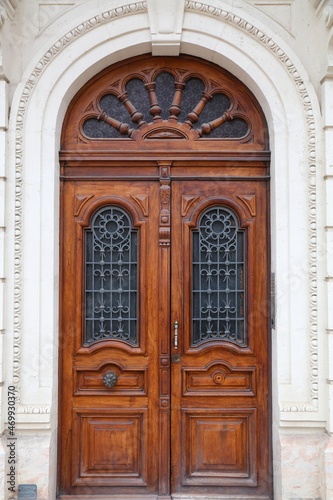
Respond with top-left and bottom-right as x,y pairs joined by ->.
84,206 -> 138,346
178,77 -> 205,123
81,72 -> 250,140
126,78 -> 151,124
195,93 -> 248,138
83,117 -> 120,138
195,93 -> 230,126
192,206 -> 246,346
155,72 -> 175,119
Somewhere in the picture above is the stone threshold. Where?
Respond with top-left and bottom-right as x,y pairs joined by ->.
58,495 -> 271,500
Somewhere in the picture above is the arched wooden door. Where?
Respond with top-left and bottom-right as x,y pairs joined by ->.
58,55 -> 272,499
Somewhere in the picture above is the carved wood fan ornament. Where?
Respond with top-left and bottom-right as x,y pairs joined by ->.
61,55 -> 268,151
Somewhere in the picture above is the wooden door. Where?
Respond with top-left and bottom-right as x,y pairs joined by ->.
58,55 -> 272,499
170,179 -> 270,498
59,179 -> 162,497
58,176 -> 271,499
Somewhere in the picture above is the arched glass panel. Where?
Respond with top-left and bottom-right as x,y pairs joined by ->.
84,206 -> 138,346
126,78 -> 151,124
195,93 -> 249,138
81,72 -> 251,140
82,117 -> 120,138
192,206 -> 246,346
196,93 -> 231,125
155,72 -> 175,119
178,77 -> 205,122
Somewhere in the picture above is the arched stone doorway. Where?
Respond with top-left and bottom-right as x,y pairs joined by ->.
58,54 -> 271,499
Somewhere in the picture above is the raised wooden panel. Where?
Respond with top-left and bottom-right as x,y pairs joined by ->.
74,363 -> 147,396
182,361 -> 256,396
182,410 -> 257,487
73,410 -> 147,486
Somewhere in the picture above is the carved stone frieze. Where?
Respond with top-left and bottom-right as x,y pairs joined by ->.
0,5 -> 6,28
324,6 -> 333,28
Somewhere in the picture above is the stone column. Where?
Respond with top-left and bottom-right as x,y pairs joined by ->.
0,0 -> 9,453
0,1 -> 17,496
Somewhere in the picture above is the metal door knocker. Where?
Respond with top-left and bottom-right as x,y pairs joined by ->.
103,371 -> 118,387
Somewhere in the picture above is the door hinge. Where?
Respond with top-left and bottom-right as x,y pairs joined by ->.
271,272 -> 276,330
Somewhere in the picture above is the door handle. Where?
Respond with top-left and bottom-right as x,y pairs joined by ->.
174,321 -> 179,349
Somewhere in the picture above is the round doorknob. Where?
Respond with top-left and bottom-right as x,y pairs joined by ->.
103,371 -> 118,387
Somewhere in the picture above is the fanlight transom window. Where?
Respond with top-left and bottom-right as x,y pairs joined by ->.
81,71 -> 250,141
61,56 -> 268,149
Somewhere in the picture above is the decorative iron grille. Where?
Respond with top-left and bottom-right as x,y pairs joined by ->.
84,206 -> 138,346
192,206 -> 246,346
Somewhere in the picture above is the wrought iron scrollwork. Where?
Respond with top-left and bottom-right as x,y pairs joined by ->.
192,206 -> 246,347
84,206 -> 138,346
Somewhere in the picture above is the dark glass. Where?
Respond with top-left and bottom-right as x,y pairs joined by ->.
84,206 -> 138,346
155,72 -> 175,119
100,93 -> 132,124
210,117 -> 249,138
196,93 -> 230,126
178,77 -> 205,123
82,75 -> 249,139
126,78 -> 151,124
192,206 -> 246,346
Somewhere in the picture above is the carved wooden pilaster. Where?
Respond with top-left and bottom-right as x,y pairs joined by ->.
157,161 -> 172,495
159,163 -> 171,246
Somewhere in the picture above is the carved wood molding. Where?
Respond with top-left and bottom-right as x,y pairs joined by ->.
237,194 -> 256,217
181,195 -> 199,217
131,194 -> 149,216
62,55 -> 263,149
74,194 -> 94,216
158,163 -> 171,246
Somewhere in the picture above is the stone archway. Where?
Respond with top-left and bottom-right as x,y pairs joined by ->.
5,2 -> 322,498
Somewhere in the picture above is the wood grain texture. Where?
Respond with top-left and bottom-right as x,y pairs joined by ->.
60,55 -> 269,157
58,55 -> 271,499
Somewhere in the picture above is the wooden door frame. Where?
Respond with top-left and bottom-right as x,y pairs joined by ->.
58,54 -> 271,499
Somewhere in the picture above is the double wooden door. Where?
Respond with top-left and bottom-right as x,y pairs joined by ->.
58,174 -> 271,499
